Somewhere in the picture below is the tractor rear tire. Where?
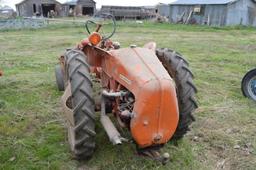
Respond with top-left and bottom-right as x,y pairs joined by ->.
55,64 -> 65,91
156,48 -> 198,140
65,50 -> 96,160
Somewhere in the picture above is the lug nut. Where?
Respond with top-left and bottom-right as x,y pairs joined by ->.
143,120 -> 149,126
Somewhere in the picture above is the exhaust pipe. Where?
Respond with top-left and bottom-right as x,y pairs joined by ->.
100,93 -> 122,145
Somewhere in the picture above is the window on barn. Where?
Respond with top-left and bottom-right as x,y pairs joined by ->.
33,4 -> 37,13
193,5 -> 205,15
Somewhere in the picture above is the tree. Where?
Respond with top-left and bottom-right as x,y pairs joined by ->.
0,0 -> 4,8
0,0 -> 6,8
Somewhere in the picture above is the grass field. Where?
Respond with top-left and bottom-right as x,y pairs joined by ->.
0,22 -> 256,170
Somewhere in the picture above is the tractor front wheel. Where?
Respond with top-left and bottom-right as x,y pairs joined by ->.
156,48 -> 198,140
55,64 -> 65,91
65,50 -> 96,159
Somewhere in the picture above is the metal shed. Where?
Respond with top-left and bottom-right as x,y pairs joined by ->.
169,0 -> 256,26
157,3 -> 170,18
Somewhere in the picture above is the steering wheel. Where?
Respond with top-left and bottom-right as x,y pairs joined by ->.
85,13 -> 116,40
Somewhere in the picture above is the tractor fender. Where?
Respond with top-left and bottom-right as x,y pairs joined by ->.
105,47 -> 179,147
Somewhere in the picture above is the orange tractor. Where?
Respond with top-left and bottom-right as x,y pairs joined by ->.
55,14 -> 197,163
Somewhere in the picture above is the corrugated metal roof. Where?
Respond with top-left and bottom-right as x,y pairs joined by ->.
171,0 -> 238,5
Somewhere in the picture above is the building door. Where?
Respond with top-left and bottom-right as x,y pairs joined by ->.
248,7 -> 256,26
82,7 -> 94,16
42,4 -> 56,17
33,4 -> 37,13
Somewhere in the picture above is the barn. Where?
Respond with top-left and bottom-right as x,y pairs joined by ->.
169,0 -> 256,26
62,0 -> 96,16
16,0 -> 62,17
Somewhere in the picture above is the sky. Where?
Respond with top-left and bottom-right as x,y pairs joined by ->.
1,0 -> 174,10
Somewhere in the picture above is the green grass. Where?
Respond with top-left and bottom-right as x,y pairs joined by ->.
0,21 -> 256,170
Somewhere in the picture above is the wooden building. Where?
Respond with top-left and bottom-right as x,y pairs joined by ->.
16,0 -> 96,17
99,6 -> 156,20
62,0 -> 96,16
16,0 -> 62,17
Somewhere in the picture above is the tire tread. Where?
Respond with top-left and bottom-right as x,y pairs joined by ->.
65,49 -> 96,159
156,48 -> 198,140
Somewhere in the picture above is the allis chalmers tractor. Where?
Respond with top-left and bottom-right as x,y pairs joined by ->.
55,14 -> 198,163
242,68 -> 256,101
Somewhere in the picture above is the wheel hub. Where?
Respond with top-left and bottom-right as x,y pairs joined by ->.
248,76 -> 256,100
251,80 -> 256,95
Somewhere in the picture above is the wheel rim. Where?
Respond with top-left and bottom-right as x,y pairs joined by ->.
247,76 -> 256,101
